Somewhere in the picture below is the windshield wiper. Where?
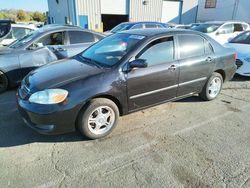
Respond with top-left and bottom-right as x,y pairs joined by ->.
79,56 -> 103,68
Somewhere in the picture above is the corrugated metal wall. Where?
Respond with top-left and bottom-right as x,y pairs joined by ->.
76,0 -> 102,31
129,0 -> 163,22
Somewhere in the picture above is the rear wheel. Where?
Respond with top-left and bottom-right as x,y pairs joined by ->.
199,72 -> 223,101
0,71 -> 8,94
77,98 -> 119,139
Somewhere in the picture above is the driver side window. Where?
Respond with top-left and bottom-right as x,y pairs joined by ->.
136,37 -> 174,66
35,32 -> 64,46
218,24 -> 233,34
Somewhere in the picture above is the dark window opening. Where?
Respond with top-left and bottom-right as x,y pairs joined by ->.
101,14 -> 129,32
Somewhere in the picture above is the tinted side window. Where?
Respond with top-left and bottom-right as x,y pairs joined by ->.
69,31 -> 94,44
157,24 -> 164,28
234,24 -> 243,32
36,32 -> 64,46
131,24 -> 143,29
145,24 -> 157,28
178,35 -> 205,59
137,37 -> 174,66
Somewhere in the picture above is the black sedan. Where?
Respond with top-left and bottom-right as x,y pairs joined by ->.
17,29 -> 237,139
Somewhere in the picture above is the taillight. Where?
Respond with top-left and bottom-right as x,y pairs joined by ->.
234,53 -> 237,60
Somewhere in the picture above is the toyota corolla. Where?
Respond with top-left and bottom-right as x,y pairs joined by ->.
17,29 -> 237,139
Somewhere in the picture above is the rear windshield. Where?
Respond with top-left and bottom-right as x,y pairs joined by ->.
111,23 -> 132,33
192,24 -> 222,33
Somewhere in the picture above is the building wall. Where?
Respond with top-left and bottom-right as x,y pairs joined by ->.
197,0 -> 235,22
234,0 -> 250,23
181,0 -> 199,24
47,0 -> 75,25
129,0 -> 162,22
101,0 -> 129,15
76,0 -> 102,31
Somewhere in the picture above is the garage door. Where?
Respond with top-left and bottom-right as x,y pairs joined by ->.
161,1 -> 180,23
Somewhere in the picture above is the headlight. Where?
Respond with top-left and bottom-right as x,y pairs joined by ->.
244,58 -> 250,62
29,89 -> 68,104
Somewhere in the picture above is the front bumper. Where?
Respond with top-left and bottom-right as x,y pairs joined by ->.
17,93 -> 83,135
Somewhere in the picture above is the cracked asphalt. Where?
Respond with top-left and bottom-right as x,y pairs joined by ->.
0,75 -> 250,188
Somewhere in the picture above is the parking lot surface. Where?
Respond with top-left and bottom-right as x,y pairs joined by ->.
1,76 -> 250,188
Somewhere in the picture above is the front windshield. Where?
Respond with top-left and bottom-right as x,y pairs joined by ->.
111,23 -> 132,33
192,24 -> 222,33
80,33 -> 146,67
8,30 -> 38,49
230,31 -> 250,44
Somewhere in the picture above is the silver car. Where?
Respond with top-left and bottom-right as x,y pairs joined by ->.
0,25 -> 105,93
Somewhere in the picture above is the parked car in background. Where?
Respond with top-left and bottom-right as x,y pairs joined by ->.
224,30 -> 250,76
173,24 -> 192,29
191,21 -> 249,44
0,25 -> 105,93
0,24 -> 37,46
106,21 -> 168,34
17,29 -> 236,139
0,20 -> 14,45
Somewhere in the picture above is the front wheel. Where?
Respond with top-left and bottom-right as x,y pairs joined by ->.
0,71 -> 8,94
77,98 -> 119,139
199,72 -> 223,101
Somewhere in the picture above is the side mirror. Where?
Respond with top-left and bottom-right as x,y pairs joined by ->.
27,43 -> 43,50
129,59 -> 148,69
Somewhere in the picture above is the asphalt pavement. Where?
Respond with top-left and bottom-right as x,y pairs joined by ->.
0,75 -> 250,188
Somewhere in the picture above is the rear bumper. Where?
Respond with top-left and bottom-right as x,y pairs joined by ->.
17,94 -> 83,135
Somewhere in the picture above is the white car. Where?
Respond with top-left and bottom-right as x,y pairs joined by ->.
224,31 -> 250,76
192,21 -> 249,44
0,24 -> 37,46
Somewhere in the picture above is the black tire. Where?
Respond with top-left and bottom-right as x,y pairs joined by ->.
199,72 -> 223,101
0,71 -> 8,94
77,98 -> 119,139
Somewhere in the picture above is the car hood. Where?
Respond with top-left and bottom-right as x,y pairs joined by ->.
224,43 -> 250,58
24,56 -> 104,91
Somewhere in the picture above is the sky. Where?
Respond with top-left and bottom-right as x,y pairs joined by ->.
0,0 -> 48,12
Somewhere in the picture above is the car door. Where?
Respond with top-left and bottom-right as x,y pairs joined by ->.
126,36 -> 179,111
63,30 -> 98,58
19,32 -> 62,78
216,24 -> 234,44
176,34 -> 214,97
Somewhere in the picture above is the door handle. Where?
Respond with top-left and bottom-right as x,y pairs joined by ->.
206,57 -> 213,62
56,47 -> 66,52
168,65 -> 176,72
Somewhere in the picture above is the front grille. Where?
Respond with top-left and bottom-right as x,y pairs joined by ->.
236,59 -> 243,69
19,84 -> 30,100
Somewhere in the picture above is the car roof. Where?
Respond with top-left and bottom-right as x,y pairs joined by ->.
11,24 -> 37,30
120,28 -> 201,37
120,21 -> 165,25
205,21 -> 248,25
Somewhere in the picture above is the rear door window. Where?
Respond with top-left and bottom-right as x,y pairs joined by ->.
68,31 -> 95,44
136,37 -> 174,66
145,24 -> 158,28
178,34 -> 205,59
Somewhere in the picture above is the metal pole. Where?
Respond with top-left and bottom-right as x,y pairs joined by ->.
178,0 -> 183,24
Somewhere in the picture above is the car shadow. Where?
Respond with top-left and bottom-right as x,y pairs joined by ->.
231,74 -> 250,82
0,90 -> 86,148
